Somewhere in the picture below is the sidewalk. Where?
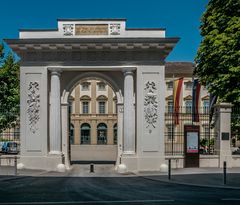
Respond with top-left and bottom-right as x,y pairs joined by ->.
139,167 -> 240,189
1,165 -> 240,189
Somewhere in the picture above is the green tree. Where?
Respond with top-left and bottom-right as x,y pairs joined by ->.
0,44 -> 20,132
194,0 -> 240,105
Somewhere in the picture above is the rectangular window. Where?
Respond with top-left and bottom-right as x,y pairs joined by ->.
82,102 -> 89,114
98,83 -> 106,91
167,101 -> 173,113
203,100 -> 209,114
166,82 -> 173,90
81,83 -> 89,91
99,102 -> 106,114
185,82 -> 192,90
185,100 -> 192,113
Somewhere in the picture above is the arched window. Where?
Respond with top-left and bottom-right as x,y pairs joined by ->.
97,123 -> 107,144
70,124 -> 74,144
81,123 -> 91,144
113,123 -> 117,145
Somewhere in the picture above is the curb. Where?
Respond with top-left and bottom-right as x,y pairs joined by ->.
139,175 -> 240,190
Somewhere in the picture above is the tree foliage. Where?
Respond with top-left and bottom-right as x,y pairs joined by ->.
0,44 -> 20,132
194,0 -> 240,106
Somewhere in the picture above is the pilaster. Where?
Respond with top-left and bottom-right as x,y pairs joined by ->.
108,87 -> 113,114
74,121 -> 80,145
214,103 -> 233,167
91,80 -> 97,114
75,85 -> 80,114
108,121 -> 114,145
91,120 -> 97,145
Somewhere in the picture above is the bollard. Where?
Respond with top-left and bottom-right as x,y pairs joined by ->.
168,159 -> 171,180
90,163 -> 94,173
14,156 -> 17,176
223,161 -> 227,185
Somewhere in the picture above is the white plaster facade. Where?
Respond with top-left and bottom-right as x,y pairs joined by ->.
6,19 -> 179,172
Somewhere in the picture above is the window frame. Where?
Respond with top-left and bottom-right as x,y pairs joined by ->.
81,82 -> 90,91
97,123 -> 107,144
98,82 -> 106,91
82,101 -> 89,114
98,101 -> 106,114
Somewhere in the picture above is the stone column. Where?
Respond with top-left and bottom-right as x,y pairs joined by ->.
117,103 -> 124,163
123,70 -> 135,154
215,103 -> 233,167
61,102 -> 70,169
49,70 -> 62,155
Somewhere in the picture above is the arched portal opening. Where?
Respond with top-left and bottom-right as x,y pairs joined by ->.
64,74 -> 122,165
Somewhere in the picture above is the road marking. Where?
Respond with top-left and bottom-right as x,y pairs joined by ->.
0,199 -> 175,204
222,198 -> 240,201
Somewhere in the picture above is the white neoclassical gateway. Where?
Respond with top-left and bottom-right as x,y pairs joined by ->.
6,19 -> 179,172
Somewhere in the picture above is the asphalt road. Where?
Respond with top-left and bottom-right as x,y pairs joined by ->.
0,176 -> 239,205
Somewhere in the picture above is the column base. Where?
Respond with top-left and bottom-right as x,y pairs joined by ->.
19,155 -> 65,172
219,154 -> 233,168
120,155 -> 166,173
49,151 -> 62,155
138,156 -> 166,171
123,151 -> 135,155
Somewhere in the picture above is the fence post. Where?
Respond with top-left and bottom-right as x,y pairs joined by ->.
90,163 -> 94,173
14,156 -> 17,176
223,161 -> 227,185
214,103 -> 233,168
168,159 -> 171,180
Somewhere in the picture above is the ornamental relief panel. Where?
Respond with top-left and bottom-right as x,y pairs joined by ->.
110,24 -> 121,35
27,82 -> 40,134
63,24 -> 74,36
144,81 -> 158,133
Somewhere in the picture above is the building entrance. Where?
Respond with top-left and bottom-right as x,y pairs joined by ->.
6,18 -> 178,172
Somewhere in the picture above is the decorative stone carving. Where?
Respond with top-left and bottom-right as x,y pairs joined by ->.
75,24 -> 108,35
110,24 -> 121,35
63,24 -> 74,36
118,106 -> 124,113
27,82 -> 40,134
144,81 -> 158,133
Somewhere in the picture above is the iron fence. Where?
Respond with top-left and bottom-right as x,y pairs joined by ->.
165,106 -> 217,156
231,106 -> 240,154
0,107 -> 20,154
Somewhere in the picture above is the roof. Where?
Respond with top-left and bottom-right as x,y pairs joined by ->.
165,62 -> 195,77
57,18 -> 127,21
5,37 -> 179,44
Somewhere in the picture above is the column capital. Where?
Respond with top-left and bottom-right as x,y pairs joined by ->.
214,103 -> 233,112
48,67 -> 62,76
50,71 -> 62,77
122,67 -> 135,76
123,70 -> 134,76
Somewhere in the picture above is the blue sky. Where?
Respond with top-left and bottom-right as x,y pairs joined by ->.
0,0 -> 208,62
